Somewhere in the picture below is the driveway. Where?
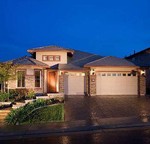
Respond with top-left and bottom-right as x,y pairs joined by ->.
64,96 -> 150,121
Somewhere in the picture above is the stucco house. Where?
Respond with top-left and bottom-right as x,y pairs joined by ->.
126,47 -> 150,94
7,46 -> 146,96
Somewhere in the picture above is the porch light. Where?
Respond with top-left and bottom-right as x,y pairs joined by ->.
59,71 -> 62,75
90,69 -> 95,75
140,70 -> 145,76
82,73 -> 85,76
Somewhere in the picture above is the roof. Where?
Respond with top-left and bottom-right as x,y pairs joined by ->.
51,63 -> 85,71
10,56 -> 49,67
68,50 -> 103,67
27,45 -> 74,54
84,56 -> 137,67
126,47 -> 150,59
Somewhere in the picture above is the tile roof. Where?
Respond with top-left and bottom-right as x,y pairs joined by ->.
27,45 -> 74,53
85,56 -> 137,67
10,56 -> 49,67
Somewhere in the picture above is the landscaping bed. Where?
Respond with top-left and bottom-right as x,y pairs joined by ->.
5,99 -> 64,125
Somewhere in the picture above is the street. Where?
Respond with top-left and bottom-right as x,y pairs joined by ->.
1,127 -> 150,144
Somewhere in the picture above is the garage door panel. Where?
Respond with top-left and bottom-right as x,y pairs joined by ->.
64,75 -> 85,95
96,73 -> 138,95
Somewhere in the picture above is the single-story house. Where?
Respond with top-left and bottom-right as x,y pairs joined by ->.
126,47 -> 150,94
7,45 -> 146,96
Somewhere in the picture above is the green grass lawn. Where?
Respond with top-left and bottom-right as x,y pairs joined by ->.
5,99 -> 64,125
23,104 -> 64,124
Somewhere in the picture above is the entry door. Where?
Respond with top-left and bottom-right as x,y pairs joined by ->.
47,72 -> 57,93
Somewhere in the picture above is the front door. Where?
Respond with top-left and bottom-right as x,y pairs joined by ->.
47,71 -> 57,93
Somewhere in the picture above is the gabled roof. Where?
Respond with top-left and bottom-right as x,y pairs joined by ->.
10,56 -> 49,67
27,45 -> 74,54
84,56 -> 137,67
126,47 -> 150,59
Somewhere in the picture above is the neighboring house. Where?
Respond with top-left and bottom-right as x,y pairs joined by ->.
126,47 -> 150,94
7,45 -> 145,96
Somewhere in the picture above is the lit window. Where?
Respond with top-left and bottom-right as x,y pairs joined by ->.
35,70 -> 41,87
55,55 -> 60,61
17,71 -> 25,87
49,56 -> 54,61
43,56 -> 48,61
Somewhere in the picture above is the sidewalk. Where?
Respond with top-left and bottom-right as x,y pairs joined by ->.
0,116 -> 150,140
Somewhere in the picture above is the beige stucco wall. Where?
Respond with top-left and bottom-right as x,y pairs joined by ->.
36,51 -> 67,66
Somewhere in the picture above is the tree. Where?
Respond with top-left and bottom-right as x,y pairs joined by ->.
0,62 -> 17,92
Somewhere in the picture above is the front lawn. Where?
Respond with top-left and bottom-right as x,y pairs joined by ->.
5,99 -> 64,125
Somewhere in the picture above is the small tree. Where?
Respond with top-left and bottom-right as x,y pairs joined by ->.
0,62 -> 17,92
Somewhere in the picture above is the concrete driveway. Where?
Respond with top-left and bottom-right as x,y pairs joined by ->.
64,96 -> 150,121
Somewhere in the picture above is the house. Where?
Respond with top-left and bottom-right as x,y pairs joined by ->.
7,45 -> 145,96
126,47 -> 150,94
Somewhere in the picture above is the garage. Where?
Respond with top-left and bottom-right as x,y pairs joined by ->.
64,72 -> 86,95
96,72 -> 138,95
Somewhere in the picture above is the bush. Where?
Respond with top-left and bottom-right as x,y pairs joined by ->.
25,89 -> 35,100
0,92 -> 10,102
5,99 -> 60,125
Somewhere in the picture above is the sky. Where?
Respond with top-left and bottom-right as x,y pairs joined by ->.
0,0 -> 150,61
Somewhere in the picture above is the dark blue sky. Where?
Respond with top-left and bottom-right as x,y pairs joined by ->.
0,0 -> 150,61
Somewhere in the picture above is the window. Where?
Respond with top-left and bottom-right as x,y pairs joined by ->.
17,71 -> 25,87
49,56 -> 54,61
107,73 -> 111,76
128,73 -> 131,76
102,73 -> 106,76
123,73 -> 126,76
55,55 -> 60,61
112,73 -> 116,76
35,70 -> 41,87
42,55 -> 60,61
117,73 -> 121,76
43,55 -> 48,61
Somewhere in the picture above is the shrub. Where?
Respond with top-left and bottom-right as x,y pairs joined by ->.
5,99 -> 55,125
25,89 -> 35,100
0,92 -> 10,102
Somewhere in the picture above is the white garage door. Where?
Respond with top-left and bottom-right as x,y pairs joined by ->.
64,73 -> 86,95
96,72 -> 138,95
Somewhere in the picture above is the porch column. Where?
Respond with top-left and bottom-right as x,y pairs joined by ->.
59,74 -> 64,93
89,75 -> 96,96
138,75 -> 146,96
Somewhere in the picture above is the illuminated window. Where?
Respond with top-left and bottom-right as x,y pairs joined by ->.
43,55 -> 48,61
17,71 -> 25,87
55,55 -> 60,61
35,70 -> 41,87
42,55 -> 61,61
